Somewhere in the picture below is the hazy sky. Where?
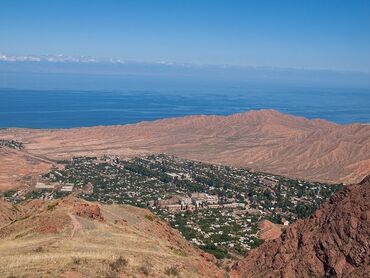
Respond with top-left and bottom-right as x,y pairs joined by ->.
1,0 -> 369,72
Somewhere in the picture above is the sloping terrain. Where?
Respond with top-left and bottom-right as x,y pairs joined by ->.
0,197 -> 224,277
1,109 -> 369,185
232,176 -> 370,278
0,147 -> 52,191
0,199 -> 28,225
257,220 -> 282,241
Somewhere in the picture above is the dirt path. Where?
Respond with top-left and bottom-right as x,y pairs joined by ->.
68,213 -> 82,239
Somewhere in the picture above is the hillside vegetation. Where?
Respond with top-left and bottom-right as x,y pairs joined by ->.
0,197 -> 224,277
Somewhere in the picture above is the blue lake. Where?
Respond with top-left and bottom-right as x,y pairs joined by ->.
1,86 -> 369,128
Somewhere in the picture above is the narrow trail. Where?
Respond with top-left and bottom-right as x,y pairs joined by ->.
10,147 -> 57,166
68,213 -> 82,239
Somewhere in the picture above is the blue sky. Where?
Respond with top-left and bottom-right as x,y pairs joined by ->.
0,0 -> 369,72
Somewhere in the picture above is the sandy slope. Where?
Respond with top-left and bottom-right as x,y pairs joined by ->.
1,109 -> 370,184
0,147 -> 52,191
0,197 -> 224,277
257,220 -> 282,241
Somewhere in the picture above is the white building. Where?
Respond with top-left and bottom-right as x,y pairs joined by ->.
35,182 -> 55,189
61,185 -> 74,192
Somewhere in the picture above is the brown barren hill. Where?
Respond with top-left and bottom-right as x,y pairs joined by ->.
0,197 -> 224,277
232,176 -> 370,278
1,109 -> 370,184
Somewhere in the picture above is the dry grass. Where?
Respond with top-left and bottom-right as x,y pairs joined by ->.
0,202 -> 223,277
165,265 -> 181,277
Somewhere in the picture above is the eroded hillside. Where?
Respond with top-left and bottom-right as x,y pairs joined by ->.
0,197 -> 224,277
1,110 -> 369,184
232,176 -> 370,278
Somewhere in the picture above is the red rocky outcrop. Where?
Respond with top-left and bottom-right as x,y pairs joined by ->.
233,176 -> 370,278
73,203 -> 104,221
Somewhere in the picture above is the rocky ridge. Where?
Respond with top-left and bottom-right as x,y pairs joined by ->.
232,176 -> 370,278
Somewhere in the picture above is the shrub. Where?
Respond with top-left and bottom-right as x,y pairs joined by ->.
138,260 -> 153,276
34,246 -> 43,253
72,257 -> 81,265
165,265 -> 180,277
172,248 -> 187,257
109,256 -> 128,272
144,214 -> 155,221
47,202 -> 58,211
139,265 -> 150,276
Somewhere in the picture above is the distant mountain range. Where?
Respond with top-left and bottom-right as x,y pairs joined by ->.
1,110 -> 369,186
2,53 -> 370,89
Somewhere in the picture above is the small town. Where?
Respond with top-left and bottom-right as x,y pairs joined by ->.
5,154 -> 343,258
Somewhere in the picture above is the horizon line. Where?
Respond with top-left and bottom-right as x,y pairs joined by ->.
1,52 -> 369,75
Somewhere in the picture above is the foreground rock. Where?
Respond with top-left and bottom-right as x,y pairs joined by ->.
232,176 -> 370,278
